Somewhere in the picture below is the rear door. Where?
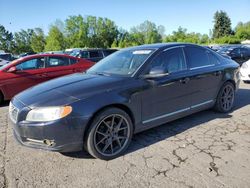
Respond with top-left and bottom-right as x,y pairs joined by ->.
45,56 -> 75,80
184,46 -> 223,107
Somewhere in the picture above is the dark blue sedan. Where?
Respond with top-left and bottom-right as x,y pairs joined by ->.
9,43 -> 240,160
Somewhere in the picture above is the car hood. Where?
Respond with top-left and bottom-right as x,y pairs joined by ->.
15,73 -> 127,107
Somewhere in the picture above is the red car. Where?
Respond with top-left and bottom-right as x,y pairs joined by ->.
0,54 -> 94,103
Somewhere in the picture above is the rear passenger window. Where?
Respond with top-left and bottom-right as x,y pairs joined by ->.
47,57 -> 70,67
90,51 -> 102,58
231,48 -> 240,56
70,58 -> 78,65
208,52 -> 220,65
80,51 -> 89,58
185,47 -> 211,69
103,50 -> 117,56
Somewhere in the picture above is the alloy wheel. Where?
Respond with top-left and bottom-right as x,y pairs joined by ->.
220,84 -> 234,111
93,114 -> 130,157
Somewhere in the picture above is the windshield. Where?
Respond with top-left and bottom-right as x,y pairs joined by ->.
87,49 -> 154,76
70,50 -> 80,57
0,62 -> 10,70
0,59 -> 19,70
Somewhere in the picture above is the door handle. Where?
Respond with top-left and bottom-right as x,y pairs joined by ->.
214,71 -> 222,76
179,77 -> 190,84
73,69 -> 82,73
37,73 -> 48,77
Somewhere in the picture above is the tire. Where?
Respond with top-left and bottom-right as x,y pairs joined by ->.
85,108 -> 133,160
214,82 -> 235,113
243,80 -> 250,84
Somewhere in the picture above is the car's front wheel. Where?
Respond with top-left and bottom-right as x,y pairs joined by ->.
214,82 -> 235,113
85,108 -> 133,160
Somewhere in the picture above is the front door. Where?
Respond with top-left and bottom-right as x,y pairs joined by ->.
141,47 -> 193,126
5,57 -> 48,98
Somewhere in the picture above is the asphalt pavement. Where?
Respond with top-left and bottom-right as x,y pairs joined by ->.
0,82 -> 250,188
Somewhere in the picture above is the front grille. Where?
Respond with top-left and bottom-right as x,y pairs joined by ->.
9,102 -> 19,123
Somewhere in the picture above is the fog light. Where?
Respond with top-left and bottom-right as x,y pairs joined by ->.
43,139 -> 55,146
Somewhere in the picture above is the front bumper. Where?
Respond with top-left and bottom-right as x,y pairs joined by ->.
9,98 -> 89,153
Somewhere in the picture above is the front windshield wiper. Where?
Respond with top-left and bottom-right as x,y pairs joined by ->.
92,72 -> 111,76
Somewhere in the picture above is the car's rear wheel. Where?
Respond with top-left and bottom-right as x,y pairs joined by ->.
85,108 -> 133,160
214,82 -> 235,113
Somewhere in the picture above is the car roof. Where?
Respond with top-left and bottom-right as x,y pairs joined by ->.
17,53 -> 75,61
124,42 -> 200,51
79,48 -> 117,51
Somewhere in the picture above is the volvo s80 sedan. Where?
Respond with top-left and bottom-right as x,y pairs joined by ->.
9,43 -> 240,160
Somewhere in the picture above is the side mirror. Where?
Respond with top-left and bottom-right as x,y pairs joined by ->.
7,66 -> 17,73
143,66 -> 169,79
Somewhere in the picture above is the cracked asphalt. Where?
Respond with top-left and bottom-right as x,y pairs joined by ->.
1,82 -> 250,188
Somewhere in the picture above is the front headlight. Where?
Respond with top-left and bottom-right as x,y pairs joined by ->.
26,106 -> 72,122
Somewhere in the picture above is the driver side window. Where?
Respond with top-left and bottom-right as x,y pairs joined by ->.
150,47 -> 187,74
16,58 -> 45,71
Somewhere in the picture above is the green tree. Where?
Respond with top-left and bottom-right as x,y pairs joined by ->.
213,36 -> 241,44
212,10 -> 233,39
65,15 -> 87,48
13,29 -> 34,54
165,26 -> 187,42
130,20 -> 162,45
0,25 -> 14,52
45,26 -> 65,51
118,31 -> 135,48
164,27 -> 209,44
30,28 -> 46,52
235,21 -> 250,40
65,15 -> 119,48
200,34 -> 210,44
86,16 -> 118,48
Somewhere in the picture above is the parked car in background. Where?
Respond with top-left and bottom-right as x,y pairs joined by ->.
0,58 -> 9,67
9,43 -> 240,160
0,53 -> 15,67
18,52 -> 36,58
217,46 -> 250,65
41,51 -> 66,55
209,45 -> 231,52
70,48 -> 118,62
0,54 -> 94,103
65,48 -> 82,55
240,59 -> 250,83
0,53 -> 14,61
